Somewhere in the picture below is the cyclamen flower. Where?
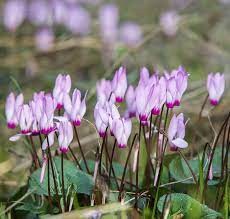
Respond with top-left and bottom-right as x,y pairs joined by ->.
53,74 -> 71,109
58,121 -> 73,153
166,77 -> 177,108
151,77 -> 166,115
52,0 -> 68,24
64,6 -> 91,35
35,28 -> 54,52
64,89 -> 87,126
168,113 -> 188,151
96,79 -> 113,104
119,22 -> 142,47
125,85 -> 137,118
5,93 -> 24,129
99,4 -> 119,44
3,0 -> 26,32
17,104 -> 33,134
30,92 -> 45,135
28,0 -> 52,26
135,83 -> 155,125
111,66 -> 127,103
112,118 -> 132,148
159,10 -> 180,37
171,66 -> 189,106
106,102 -> 120,135
94,101 -> 109,137
207,73 -> 225,106
40,94 -> 56,134
138,67 -> 158,88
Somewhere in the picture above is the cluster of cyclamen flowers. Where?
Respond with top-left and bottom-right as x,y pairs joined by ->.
5,68 -> 225,153
94,67 -> 225,149
5,74 -> 86,153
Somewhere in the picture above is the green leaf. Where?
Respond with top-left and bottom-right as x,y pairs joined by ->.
169,147 -> 226,185
157,193 -> 222,219
29,157 -> 94,196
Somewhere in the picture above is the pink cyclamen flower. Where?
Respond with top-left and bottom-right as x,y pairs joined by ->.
207,73 -> 225,106
159,10 -> 180,37
168,113 -> 188,151
106,102 -> 120,135
5,93 -> 24,129
64,89 -> 87,126
35,28 -> 54,52
30,92 -> 45,135
111,66 -> 127,103
112,118 -> 132,148
58,121 -> 73,153
64,6 -> 91,35
166,77 -> 177,108
40,94 -> 56,134
125,85 -> 137,118
96,79 -> 113,104
52,0 -> 68,24
99,4 -> 119,44
119,22 -> 142,47
3,0 -> 26,32
171,66 -> 189,106
94,101 -> 109,137
135,83 -> 155,125
28,0 -> 51,26
53,74 -> 71,109
17,104 -> 33,134
138,67 -> 158,88
151,77 -> 166,115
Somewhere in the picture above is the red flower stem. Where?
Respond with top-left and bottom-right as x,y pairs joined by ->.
215,121 -> 230,209
135,123 -> 142,208
99,128 -> 107,175
199,94 -> 209,120
61,153 -> 67,212
119,134 -> 138,201
203,113 -> 230,199
46,154 -> 53,209
152,138 -> 168,218
156,105 -> 164,160
178,150 -> 198,184
143,125 -> 155,191
69,146 -> 82,170
108,139 -> 117,186
29,135 -> 41,168
46,139 -> 62,212
103,139 -> 120,190
73,126 -> 90,173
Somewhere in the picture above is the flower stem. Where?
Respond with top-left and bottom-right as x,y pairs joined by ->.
178,150 -> 198,184
203,113 -> 230,199
29,135 -> 41,168
199,94 -> 208,120
61,153 -> 67,212
156,105 -> 164,160
47,144 -> 62,212
119,134 -> 137,201
103,138 -> 119,190
73,126 -> 90,173
135,122 -> 142,208
69,146 -> 82,170
46,155 -> 53,209
108,139 -> 117,186
99,129 -> 107,175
